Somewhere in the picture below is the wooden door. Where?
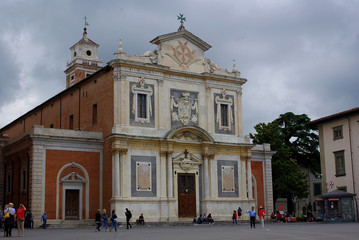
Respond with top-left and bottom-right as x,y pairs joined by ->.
65,189 -> 79,220
178,173 -> 196,218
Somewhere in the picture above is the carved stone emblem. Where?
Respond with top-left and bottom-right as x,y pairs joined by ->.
171,40 -> 195,66
170,92 -> 198,125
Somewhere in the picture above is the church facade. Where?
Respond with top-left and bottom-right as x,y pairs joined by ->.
0,22 -> 274,224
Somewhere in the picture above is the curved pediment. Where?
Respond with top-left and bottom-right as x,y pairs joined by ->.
165,126 -> 214,143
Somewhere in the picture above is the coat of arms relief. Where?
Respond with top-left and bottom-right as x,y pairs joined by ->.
170,92 -> 198,125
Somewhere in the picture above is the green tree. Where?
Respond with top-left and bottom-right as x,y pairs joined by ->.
250,112 -> 320,213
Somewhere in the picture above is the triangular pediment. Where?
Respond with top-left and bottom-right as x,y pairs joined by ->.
150,29 -> 211,51
149,29 -> 212,72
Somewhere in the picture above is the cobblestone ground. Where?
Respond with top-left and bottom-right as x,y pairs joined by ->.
3,222 -> 359,240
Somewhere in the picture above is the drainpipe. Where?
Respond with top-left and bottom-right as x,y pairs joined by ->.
346,117 -> 358,221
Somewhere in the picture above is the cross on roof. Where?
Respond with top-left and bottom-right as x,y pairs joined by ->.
177,14 -> 186,24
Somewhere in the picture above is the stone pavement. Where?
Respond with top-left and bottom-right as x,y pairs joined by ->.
5,222 -> 359,240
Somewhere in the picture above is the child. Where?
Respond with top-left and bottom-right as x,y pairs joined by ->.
41,212 -> 47,229
100,209 -> 108,231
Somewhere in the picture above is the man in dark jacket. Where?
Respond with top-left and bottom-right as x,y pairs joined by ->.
125,208 -> 132,229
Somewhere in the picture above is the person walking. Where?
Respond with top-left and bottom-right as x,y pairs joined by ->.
125,208 -> 132,229
247,206 -> 257,229
100,209 -> 108,231
110,210 -> 117,232
6,203 -> 16,237
237,207 -> 242,220
41,212 -> 47,229
17,203 -> 26,236
95,209 -> 101,232
232,210 -> 237,225
258,206 -> 266,228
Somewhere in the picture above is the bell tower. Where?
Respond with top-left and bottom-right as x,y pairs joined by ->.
65,24 -> 103,88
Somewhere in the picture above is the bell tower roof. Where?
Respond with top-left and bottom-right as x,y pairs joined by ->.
70,27 -> 99,49
64,19 -> 103,88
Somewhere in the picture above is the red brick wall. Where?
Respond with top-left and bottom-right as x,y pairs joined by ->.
4,149 -> 30,208
1,68 -> 114,136
45,149 -> 100,219
251,161 -> 265,210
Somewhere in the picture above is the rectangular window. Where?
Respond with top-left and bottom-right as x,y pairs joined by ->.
50,123 -> 54,128
221,104 -> 228,127
7,175 -> 11,194
334,150 -> 345,176
333,125 -> 343,140
137,94 -> 147,119
69,114 -> 74,130
337,186 -> 347,192
22,171 -> 26,191
313,183 -> 322,196
92,104 -> 97,125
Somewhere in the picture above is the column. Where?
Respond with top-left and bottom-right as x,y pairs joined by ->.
209,154 -> 216,198
29,144 -> 45,227
119,149 -> 128,197
203,155 -> 210,199
160,151 -> 167,198
247,157 -> 253,199
113,149 -> 120,197
167,152 -> 173,198
0,139 -> 6,207
241,155 -> 247,199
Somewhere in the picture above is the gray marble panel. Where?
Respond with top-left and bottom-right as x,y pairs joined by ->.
217,160 -> 239,197
131,155 -> 157,197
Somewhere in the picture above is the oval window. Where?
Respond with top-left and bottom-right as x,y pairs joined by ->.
86,50 -> 92,56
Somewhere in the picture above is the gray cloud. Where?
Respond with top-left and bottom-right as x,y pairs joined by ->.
0,0 -> 358,135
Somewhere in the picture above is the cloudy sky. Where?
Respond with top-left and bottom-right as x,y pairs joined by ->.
0,0 -> 358,135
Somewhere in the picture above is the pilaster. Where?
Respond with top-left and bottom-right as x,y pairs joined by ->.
0,137 -> 7,207
29,144 -> 45,227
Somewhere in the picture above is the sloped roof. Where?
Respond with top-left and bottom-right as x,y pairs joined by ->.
319,189 -> 356,198
310,107 -> 359,126
70,28 -> 99,49
150,29 -> 211,51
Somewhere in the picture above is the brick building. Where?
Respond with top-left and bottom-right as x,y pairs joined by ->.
0,23 -> 274,225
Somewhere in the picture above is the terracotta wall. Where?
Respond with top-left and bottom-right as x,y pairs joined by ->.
251,161 -> 265,210
45,149 -> 100,219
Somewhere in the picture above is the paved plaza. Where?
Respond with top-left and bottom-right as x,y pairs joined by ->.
4,222 -> 359,240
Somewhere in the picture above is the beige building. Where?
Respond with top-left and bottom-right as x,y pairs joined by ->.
310,107 -> 359,220
0,21 -> 275,225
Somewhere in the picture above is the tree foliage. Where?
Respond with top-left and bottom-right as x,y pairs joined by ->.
250,112 -> 320,212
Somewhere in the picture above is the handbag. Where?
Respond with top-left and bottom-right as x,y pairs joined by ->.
4,211 -> 10,219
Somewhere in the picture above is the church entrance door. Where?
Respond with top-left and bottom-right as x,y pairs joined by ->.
178,173 -> 196,218
65,189 -> 79,220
